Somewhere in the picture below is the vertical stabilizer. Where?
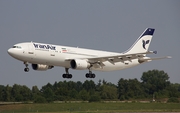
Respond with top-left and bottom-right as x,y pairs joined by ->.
124,28 -> 155,54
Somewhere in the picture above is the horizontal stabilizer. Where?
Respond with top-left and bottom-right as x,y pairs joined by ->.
139,56 -> 171,62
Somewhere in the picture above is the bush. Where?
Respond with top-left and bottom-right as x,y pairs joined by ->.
89,95 -> 101,102
34,96 -> 47,103
167,97 -> 179,103
119,95 -> 125,101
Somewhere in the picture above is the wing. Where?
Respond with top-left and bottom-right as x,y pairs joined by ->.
138,56 -> 171,62
87,51 -> 155,63
65,51 -> 156,68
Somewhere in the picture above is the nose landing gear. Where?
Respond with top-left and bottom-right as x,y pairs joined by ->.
24,62 -> 29,72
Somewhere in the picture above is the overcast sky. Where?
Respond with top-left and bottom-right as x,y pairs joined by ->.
1,0 -> 179,88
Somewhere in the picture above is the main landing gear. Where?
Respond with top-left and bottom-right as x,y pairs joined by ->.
62,67 -> 96,79
85,71 -> 96,78
24,62 -> 29,72
62,68 -> 72,79
85,66 -> 96,78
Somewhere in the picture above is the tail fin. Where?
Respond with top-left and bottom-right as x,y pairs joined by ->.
124,28 -> 155,54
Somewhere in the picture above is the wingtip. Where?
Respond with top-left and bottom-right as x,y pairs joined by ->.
166,56 -> 172,59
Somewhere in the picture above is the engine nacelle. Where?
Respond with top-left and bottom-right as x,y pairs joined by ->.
70,59 -> 90,70
32,64 -> 54,71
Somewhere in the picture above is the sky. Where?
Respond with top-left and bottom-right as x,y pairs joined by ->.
0,0 -> 180,88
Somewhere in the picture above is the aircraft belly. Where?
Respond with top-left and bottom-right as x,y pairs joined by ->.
26,51 -> 65,66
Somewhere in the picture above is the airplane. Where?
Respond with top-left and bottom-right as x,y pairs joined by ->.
7,28 -> 171,79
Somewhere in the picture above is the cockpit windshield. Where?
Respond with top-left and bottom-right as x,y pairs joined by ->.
12,46 -> 22,49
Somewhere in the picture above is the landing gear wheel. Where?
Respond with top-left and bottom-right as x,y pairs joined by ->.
86,73 -> 89,78
24,68 -> 29,72
62,73 -> 72,79
85,73 -> 96,78
62,74 -> 66,78
92,73 -> 95,78
68,74 -> 72,78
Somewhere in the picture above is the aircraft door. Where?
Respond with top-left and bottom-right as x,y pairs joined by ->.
28,43 -> 35,60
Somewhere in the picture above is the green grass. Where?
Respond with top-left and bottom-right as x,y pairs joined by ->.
0,102 -> 180,113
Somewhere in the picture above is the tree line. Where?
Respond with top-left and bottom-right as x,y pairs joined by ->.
0,70 -> 179,103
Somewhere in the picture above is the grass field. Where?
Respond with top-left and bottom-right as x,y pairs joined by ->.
0,102 -> 180,113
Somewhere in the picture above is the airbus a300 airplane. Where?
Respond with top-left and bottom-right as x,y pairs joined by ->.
8,28 -> 170,79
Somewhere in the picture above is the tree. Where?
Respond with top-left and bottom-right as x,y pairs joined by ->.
118,78 -> 143,100
11,84 -> 32,101
167,83 -> 180,98
141,70 -> 170,97
53,81 -> 58,91
0,85 -> 5,101
20,85 -> 32,101
76,81 -> 83,92
2,85 -> 12,101
54,81 -> 70,101
43,87 -> 54,102
127,78 -> 144,99
118,78 -> 128,100
69,89 -> 78,99
0,69 -> 177,102
32,86 -> 39,94
79,89 -> 89,101
100,84 -> 118,100
11,84 -> 23,101
83,80 -> 96,91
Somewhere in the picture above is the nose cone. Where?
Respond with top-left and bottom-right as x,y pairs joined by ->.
7,48 -> 13,56
8,47 -> 24,61
8,48 -> 17,57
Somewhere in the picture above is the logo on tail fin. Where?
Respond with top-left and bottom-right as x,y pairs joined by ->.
142,40 -> 150,50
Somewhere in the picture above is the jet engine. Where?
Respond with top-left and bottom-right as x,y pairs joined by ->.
70,59 -> 90,70
32,64 -> 54,71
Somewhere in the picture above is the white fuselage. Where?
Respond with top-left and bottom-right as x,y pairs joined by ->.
7,28 -> 170,79
8,42 -> 141,71
8,28 -> 170,78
